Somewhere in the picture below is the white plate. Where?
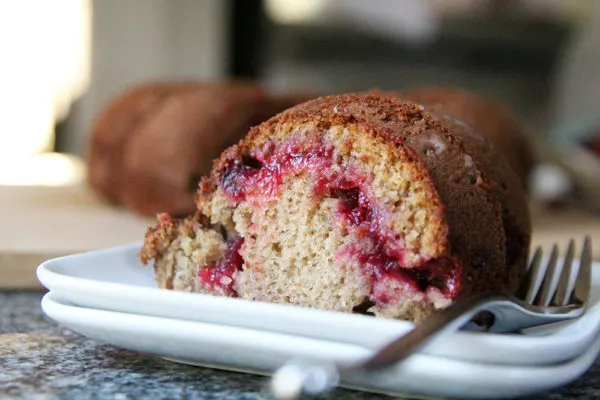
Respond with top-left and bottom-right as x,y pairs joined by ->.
37,243 -> 600,366
41,291 -> 600,399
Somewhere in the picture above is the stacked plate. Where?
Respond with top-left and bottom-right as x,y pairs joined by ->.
37,243 -> 600,399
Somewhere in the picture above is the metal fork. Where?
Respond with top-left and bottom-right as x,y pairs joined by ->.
271,236 -> 592,400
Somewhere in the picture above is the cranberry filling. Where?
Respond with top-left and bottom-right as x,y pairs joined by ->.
198,238 -> 244,296
217,137 -> 462,302
328,188 -> 372,226
325,185 -> 414,266
343,237 -> 461,301
220,158 -> 263,203
220,140 -> 333,204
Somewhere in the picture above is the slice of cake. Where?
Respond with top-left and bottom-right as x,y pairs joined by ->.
140,93 -> 532,323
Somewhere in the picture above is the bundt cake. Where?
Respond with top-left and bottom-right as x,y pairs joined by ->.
88,81 -> 315,216
401,86 -> 535,191
139,93 -> 532,323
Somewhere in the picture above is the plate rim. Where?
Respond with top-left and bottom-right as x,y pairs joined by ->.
41,291 -> 600,399
36,242 -> 600,366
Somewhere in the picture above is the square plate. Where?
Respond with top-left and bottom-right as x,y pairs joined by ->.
41,291 -> 600,399
37,243 -> 600,366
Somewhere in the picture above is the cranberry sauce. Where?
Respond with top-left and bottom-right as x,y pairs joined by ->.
378,257 -> 461,299
220,140 -> 334,204
340,236 -> 461,302
217,137 -> 461,300
198,238 -> 244,296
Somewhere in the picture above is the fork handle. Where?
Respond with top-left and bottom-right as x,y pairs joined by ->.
272,294 -> 524,399
355,293 -> 509,371
271,293 -> 510,399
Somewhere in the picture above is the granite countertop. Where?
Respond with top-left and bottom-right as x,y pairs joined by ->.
1,292 -> 600,400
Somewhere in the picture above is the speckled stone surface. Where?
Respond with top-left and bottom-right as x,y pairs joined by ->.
1,292 -> 600,400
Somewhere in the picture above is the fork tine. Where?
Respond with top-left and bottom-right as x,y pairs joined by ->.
571,236 -> 592,306
552,239 -> 575,306
535,244 -> 560,307
521,246 -> 545,305
515,246 -> 541,300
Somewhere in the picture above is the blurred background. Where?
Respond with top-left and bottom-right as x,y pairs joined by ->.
3,0 -> 600,289
1,0 -> 600,191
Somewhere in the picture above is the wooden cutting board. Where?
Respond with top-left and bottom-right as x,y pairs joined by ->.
1,184 -> 599,289
0,184 -> 153,289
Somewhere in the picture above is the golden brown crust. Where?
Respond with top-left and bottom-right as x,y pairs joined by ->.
139,211 -> 210,264
140,213 -> 177,272
140,211 -> 227,291
401,86 -> 535,191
